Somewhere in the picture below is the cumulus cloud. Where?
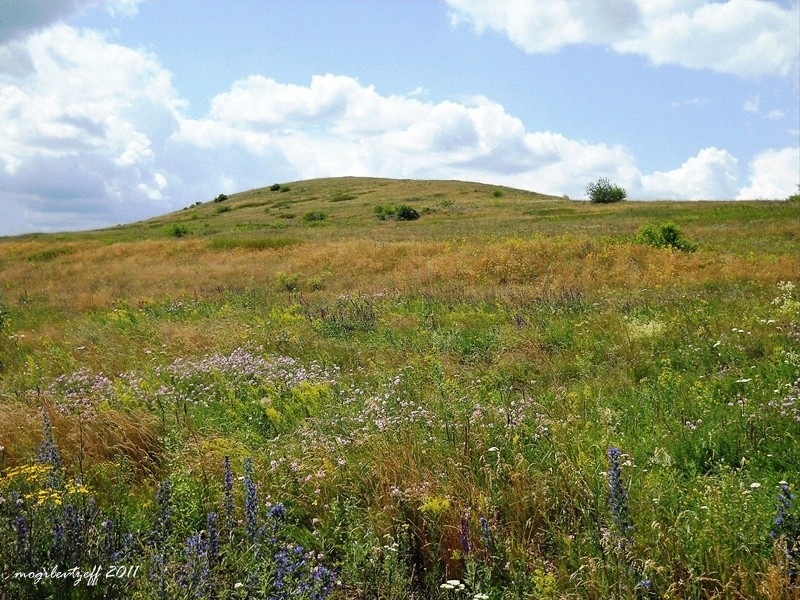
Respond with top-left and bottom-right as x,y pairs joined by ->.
737,147 -> 800,199
173,73 -> 638,197
447,0 -> 800,78
0,25 -> 184,232
640,147 -> 740,199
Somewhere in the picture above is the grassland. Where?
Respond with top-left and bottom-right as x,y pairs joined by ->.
0,177 -> 799,599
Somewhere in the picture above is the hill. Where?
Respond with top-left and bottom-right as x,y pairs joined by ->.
0,177 -> 799,598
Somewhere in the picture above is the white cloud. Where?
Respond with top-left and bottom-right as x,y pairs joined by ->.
447,0 -> 800,78
174,74 -> 638,198
0,0 -> 144,44
737,147 -> 800,199
0,25 -> 185,232
640,147 -> 740,199
447,0 -> 642,52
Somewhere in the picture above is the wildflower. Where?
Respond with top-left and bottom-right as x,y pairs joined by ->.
608,446 -> 634,545
460,513 -> 471,554
150,479 -> 173,546
770,481 -> 798,585
479,515 -> 492,549
37,414 -> 62,488
207,512 -> 219,567
244,457 -> 258,541
15,515 -> 29,561
750,482 -> 762,489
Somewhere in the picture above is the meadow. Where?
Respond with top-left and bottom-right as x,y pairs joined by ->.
0,177 -> 798,599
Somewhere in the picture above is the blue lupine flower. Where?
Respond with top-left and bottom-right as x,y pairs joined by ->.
151,479 -> 173,546
207,511 -> 219,568
608,446 -> 633,545
37,414 -> 61,472
770,481 -> 798,585
244,457 -> 259,541
460,513 -> 471,554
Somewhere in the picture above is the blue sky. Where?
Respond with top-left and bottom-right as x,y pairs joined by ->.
0,0 -> 798,235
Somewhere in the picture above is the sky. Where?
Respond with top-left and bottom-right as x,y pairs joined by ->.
0,0 -> 798,235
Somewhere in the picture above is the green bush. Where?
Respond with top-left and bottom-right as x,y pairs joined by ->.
788,185 -> 800,202
270,183 -> 281,192
636,221 -> 697,252
374,205 -> 396,220
375,204 -> 420,221
395,205 -> 420,221
168,223 -> 189,238
216,205 -> 231,214
213,193 -> 228,203
586,177 -> 627,204
302,211 -> 327,222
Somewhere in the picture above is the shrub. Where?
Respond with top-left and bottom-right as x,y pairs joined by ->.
788,185 -> 800,202
213,194 -> 228,203
376,204 -> 419,221
586,177 -> 627,204
168,223 -> 189,238
492,189 -> 503,198
636,221 -> 697,252
395,205 -> 420,221
215,205 -> 231,214
302,211 -> 327,222
270,183 -> 281,192
374,205 -> 396,220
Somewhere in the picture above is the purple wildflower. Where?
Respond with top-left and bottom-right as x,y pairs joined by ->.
244,458 -> 258,541
608,446 -> 633,545
460,513 -> 471,554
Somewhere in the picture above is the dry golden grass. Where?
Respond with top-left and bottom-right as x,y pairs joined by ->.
3,236 -> 796,319
0,397 -> 162,480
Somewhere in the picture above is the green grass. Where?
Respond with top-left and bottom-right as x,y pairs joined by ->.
0,177 -> 798,598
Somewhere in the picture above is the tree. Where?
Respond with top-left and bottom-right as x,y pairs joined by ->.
586,177 -> 627,204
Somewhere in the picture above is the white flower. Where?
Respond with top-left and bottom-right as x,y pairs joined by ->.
487,447 -> 499,452
441,583 -> 455,590
750,482 -> 761,489
234,582 -> 243,589
474,594 -> 490,600
447,579 -> 462,586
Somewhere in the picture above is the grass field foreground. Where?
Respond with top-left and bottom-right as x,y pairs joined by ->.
0,177 -> 799,598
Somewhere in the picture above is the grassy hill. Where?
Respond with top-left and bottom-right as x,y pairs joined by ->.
0,177 -> 799,598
